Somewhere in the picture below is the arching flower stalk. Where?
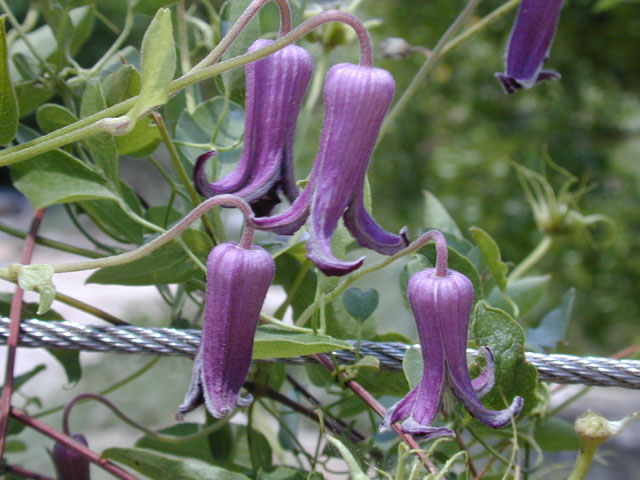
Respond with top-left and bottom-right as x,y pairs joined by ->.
495,0 -> 563,94
194,39 -> 313,216
177,218 -> 275,419
381,231 -> 523,438
253,63 -> 409,276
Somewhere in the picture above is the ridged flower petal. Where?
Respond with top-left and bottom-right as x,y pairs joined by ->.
496,0 -> 563,93
52,434 -> 91,480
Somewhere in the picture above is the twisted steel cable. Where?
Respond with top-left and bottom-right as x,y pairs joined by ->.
2,317 -> 640,389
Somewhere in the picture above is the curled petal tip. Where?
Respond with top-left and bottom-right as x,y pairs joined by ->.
193,151 -> 218,197
471,346 -> 496,398
400,417 -> 455,439
308,253 -> 365,277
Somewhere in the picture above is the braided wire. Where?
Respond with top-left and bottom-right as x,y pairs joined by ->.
2,317 -> 640,389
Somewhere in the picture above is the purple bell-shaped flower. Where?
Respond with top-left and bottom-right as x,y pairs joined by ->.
52,434 -> 91,480
178,242 -> 275,419
381,235 -> 523,438
495,0 -> 563,94
253,63 -> 409,276
193,39 -> 313,216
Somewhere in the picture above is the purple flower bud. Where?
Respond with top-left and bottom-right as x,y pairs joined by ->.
254,63 -> 409,275
495,0 -> 563,94
52,434 -> 91,480
194,39 -> 313,216
178,242 -> 275,419
381,266 -> 523,438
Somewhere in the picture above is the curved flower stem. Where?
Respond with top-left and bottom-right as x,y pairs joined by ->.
10,407 -> 137,480
62,393 -> 231,445
0,208 -> 45,460
0,10 -> 371,167
296,230 -> 447,326
191,0 -> 292,71
260,313 -> 314,334
378,0 -> 483,143
0,195 -> 254,280
507,235 -> 553,282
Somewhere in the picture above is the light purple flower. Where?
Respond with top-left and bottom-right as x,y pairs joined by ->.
194,39 -> 313,216
381,246 -> 523,438
495,0 -> 563,94
253,63 -> 409,276
52,434 -> 91,480
177,242 -> 275,419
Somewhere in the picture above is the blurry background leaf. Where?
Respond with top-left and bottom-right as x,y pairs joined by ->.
0,15 -> 18,145
527,288 -> 575,352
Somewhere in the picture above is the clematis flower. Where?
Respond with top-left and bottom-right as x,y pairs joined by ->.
194,39 -> 313,216
253,63 -> 409,276
52,434 -> 91,480
177,241 -> 275,419
495,0 -> 563,94
381,235 -> 523,438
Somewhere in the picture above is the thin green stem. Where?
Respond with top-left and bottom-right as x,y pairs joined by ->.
260,313 -> 314,334
275,260 -> 311,319
0,222 -> 105,259
177,0 -> 196,113
296,230 -> 446,326
0,195 -> 255,279
4,4 -> 38,46
145,155 -> 190,201
467,426 -> 511,467
507,235 -> 553,282
548,386 -> 591,418
378,0 -> 483,143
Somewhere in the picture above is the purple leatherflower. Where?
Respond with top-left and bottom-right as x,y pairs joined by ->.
178,241 -> 275,419
381,233 -> 523,438
194,39 -> 313,216
253,63 -> 409,276
52,434 -> 91,480
495,0 -> 563,94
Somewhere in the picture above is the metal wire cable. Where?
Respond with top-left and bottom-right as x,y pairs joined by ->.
2,317 -> 640,389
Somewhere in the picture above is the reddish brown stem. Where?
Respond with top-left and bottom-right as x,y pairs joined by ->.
312,353 -> 439,475
0,208 -> 46,458
10,408 -> 137,480
2,463 -> 54,480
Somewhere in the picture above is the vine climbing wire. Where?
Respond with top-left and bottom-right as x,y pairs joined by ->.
2,317 -> 640,390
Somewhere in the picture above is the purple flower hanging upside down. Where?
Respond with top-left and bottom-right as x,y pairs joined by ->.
495,0 -> 563,94
381,232 -> 523,438
194,39 -> 313,216
178,242 -> 275,419
253,63 -> 409,276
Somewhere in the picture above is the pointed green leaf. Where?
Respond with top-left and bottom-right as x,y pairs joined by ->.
10,149 -> 117,208
470,227 -> 508,292
81,78 -> 119,184
402,346 -> 423,390
0,15 -> 18,144
473,301 -> 537,415
36,103 -> 78,133
126,8 -> 176,121
102,447 -> 250,480
423,190 -> 463,238
253,325 -> 351,359
527,288 -> 575,352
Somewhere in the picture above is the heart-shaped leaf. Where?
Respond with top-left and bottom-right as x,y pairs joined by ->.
342,287 -> 379,322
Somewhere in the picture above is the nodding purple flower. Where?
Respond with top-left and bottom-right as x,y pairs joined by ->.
253,63 -> 409,276
52,434 -> 91,480
495,0 -> 563,94
381,238 -> 523,438
194,39 -> 313,216
178,242 -> 275,419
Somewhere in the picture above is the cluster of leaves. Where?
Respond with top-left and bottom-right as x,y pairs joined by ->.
0,0 -> 631,479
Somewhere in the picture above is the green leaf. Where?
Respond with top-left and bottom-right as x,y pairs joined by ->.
4,439 -> 26,453
487,275 -> 550,318
273,248 -> 316,319
79,181 -> 145,244
14,264 -> 56,314
258,467 -> 323,480
222,0 -> 260,90
423,190 -> 463,238
175,96 -> 244,161
342,287 -> 379,322
527,288 -> 575,352
102,64 -> 141,106
0,15 -> 18,145
87,229 -> 209,286
134,0 -> 180,16
126,8 -> 176,121
325,298 -> 377,341
10,149 -> 118,208
1,364 -> 46,394
14,79 -> 56,118
48,349 -> 82,386
36,103 -> 78,133
419,243 -> 484,300
402,346 -> 422,390
325,436 -> 368,480
472,302 -> 538,415
534,417 -> 579,451
102,447 -> 250,480
81,78 -> 119,184
470,227 -> 508,292
253,325 -> 351,359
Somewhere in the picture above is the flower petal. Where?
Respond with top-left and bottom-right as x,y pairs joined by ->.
176,348 -> 205,419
